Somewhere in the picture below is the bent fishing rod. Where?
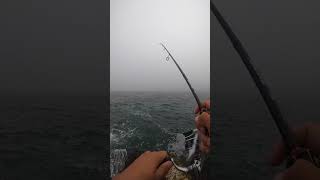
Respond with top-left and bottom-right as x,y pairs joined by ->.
210,1 -> 320,167
160,43 -> 203,112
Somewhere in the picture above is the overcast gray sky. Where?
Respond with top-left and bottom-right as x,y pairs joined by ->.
0,0 -> 106,96
213,0 -> 320,99
212,0 -> 320,121
110,0 -> 210,92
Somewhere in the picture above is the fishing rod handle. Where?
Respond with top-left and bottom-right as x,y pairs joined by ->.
287,147 -> 320,168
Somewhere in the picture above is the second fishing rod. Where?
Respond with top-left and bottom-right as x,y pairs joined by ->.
210,1 -> 320,167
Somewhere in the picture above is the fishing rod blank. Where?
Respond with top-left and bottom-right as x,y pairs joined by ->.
160,43 -> 202,111
210,1 -> 320,167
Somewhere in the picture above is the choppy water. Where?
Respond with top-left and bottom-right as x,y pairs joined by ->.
110,91 -> 209,151
0,96 -> 107,180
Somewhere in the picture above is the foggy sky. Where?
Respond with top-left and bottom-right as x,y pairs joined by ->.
213,0 -> 320,99
212,0 -> 320,120
0,0 -> 106,95
110,0 -> 210,92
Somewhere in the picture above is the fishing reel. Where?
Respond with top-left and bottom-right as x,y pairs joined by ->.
168,129 -> 207,179
110,129 -> 206,179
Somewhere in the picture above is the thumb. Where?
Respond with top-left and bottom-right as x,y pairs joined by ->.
275,159 -> 320,180
155,161 -> 173,180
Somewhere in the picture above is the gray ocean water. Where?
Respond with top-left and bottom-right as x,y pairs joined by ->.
110,91 -> 210,151
0,96 -> 107,180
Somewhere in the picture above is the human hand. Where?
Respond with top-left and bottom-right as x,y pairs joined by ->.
271,123 -> 320,180
113,151 -> 173,180
194,99 -> 211,154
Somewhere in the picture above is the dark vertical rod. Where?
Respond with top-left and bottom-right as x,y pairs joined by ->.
210,2 -> 295,151
160,43 -> 202,110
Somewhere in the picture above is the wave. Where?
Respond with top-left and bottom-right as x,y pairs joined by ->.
110,128 -> 137,146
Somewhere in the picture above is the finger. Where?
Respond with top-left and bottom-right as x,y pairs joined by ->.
195,112 -> 210,127
194,99 -> 211,114
274,159 -> 320,180
200,131 -> 210,147
200,141 -> 210,154
155,161 -> 173,180
195,112 -> 211,135
202,99 -> 211,110
148,151 -> 169,168
271,123 -> 320,166
199,131 -> 210,152
295,123 -> 320,153
198,127 -> 206,136
140,151 -> 151,158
